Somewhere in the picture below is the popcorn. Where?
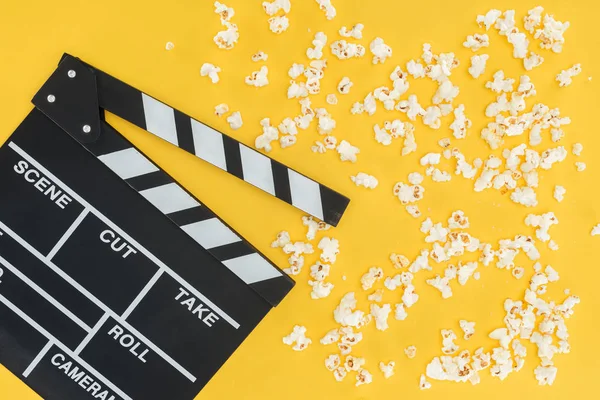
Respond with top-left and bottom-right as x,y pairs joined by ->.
575,162 -> 586,171
330,40 -> 366,59
371,303 -> 392,331
409,250 -> 431,274
427,275 -> 452,299
548,240 -> 559,251
213,2 -> 239,50
337,77 -> 353,94
420,153 -> 441,166
486,70 -> 514,93
255,118 -> 279,152
214,103 -> 229,117
592,224 -> 600,236
477,9 -> 502,30
448,210 -> 469,229
339,23 -> 364,39
283,325 -> 312,351
394,303 -> 408,320
524,52 -> 544,71
507,31 -> 529,59
374,124 -> 392,145
556,64 -> 582,87
325,354 -> 341,372
333,367 -> 347,381
200,63 -> 221,83
450,105 -> 472,139
226,111 -> 243,130
495,10 -> 516,36
469,54 -> 488,78
351,173 -> 379,189
408,172 -> 424,185
572,143 -> 583,156
271,231 -> 291,248
309,280 -> 335,299
361,266 -> 384,290
363,92 -> 377,115
396,95 -> 425,121
318,237 -> 340,263
269,15 -> 290,34
393,182 -> 425,206
390,253 -> 410,269
310,262 -> 331,282
283,241 -> 314,257
406,205 -> 421,218
512,266 -> 524,279
540,146 -> 567,169
325,94 -> 338,105
355,368 -> 373,386
458,262 -> 478,285
433,80 -> 460,104
423,106 -> 442,129
402,131 -> 417,155
287,81 -> 308,98
441,329 -> 459,354
464,34 -> 490,51
315,0 -> 336,20
288,63 -> 305,79
370,37 -> 392,64
554,185 -> 566,202
379,361 -> 395,378
337,140 -> 360,162
524,6 -> 544,33
525,212 -> 559,243
245,66 -> 269,87
419,374 -> 432,390
307,32 -> 328,60
459,320 -> 475,340
368,289 -> 384,302
344,355 -> 365,372
165,41 -> 175,51
535,14 -> 570,53
320,329 -> 341,346
316,108 -> 336,134
351,102 -> 364,115
534,365 -> 557,386
334,293 -> 365,327
262,0 -> 291,15
403,346 -> 416,359
302,215 -> 331,240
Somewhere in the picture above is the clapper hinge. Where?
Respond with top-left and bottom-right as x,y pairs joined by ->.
32,54 -> 102,144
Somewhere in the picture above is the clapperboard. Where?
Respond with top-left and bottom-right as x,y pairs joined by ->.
0,54 -> 349,400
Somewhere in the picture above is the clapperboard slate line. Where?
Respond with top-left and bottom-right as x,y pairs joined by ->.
0,54 -> 349,400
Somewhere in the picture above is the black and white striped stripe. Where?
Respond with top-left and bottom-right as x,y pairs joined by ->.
90,65 -> 349,226
90,127 -> 294,307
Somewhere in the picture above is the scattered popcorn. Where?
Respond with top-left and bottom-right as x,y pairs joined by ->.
271,231 -> 290,248
371,303 -> 392,331
556,64 -> 582,87
404,346 -> 417,359
525,212 -> 559,243
486,70 -> 514,93
213,2 -> 239,49
356,368 -> 373,386
200,63 -> 221,83
406,205 -> 421,218
408,172 -> 424,185
393,182 -> 425,206
226,111 -> 243,130
361,266 -> 384,290
477,9 -> 502,30
512,266 -> 525,279
464,33 -> 490,51
310,262 -> 331,282
507,31 -> 529,59
390,253 -> 410,269
423,106 -> 442,129
379,361 -> 395,378
262,0 -> 291,15
255,118 -> 279,152
458,262 -> 478,285
510,186 -> 538,207
524,6 -> 544,33
339,23 -> 364,39
325,354 -> 341,372
330,40 -> 366,60
309,280 -> 335,299
524,52 -> 544,71
433,80 -> 460,104
450,105 -> 472,139
288,63 -> 305,79
283,325 -> 312,351
165,41 -> 174,51
554,185 -> 566,202
548,240 -> 559,251
337,140 -> 360,162
370,37 -> 392,64
459,320 -> 475,340
252,51 -> 269,62
303,215 -> 331,240
214,103 -> 229,117
334,293 -> 365,327
245,66 -> 269,87
535,14 -> 570,53
419,374 -> 432,390
307,32 -> 328,60
345,355 -> 365,372
337,77 -> 353,94
319,237 -> 340,263
534,365 -> 557,386
315,0 -> 336,20
368,289 -> 384,302
469,54 -> 489,78
575,162 -> 586,172
351,173 -> 379,189
325,94 -> 339,105
572,143 -> 583,156
448,210 -> 470,229
427,275 -> 452,299
592,224 -> 600,236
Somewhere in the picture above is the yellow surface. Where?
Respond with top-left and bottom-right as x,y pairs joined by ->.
0,0 -> 598,399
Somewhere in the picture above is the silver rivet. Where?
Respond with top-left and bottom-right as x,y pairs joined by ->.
68,70 -> 76,78
82,125 -> 91,133
47,94 -> 56,103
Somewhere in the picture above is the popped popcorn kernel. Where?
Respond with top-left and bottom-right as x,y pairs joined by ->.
200,63 -> 221,83
535,14 -> 570,53
262,0 -> 290,15
441,329 -> 459,354
572,143 -> 583,156
405,346 -> 417,359
370,303 -> 392,331
534,365 -> 557,386
368,289 -> 384,303
302,215 -> 331,240
320,329 -> 340,345
255,118 -> 279,152
333,367 -> 347,381
252,51 -> 269,62
351,173 -> 379,189
477,9 -> 502,31
379,361 -> 395,378
469,54 -> 489,78
575,162 -> 586,172
214,103 -> 229,117
165,41 -> 175,51
271,231 -> 291,248
309,280 -> 335,299
554,185 -> 566,202
524,52 -> 544,71
315,0 -> 336,20
464,33 -> 490,51
339,23 -> 364,39
325,354 -> 341,371
459,320 -> 476,340
319,237 -> 340,263
361,266 -> 384,290
344,355 -> 365,372
307,32 -> 328,60
326,94 -> 338,105
370,37 -> 393,64
356,368 -> 373,386
419,374 -> 432,390
337,140 -> 360,162
226,111 -> 243,130
390,253 -> 410,269
245,66 -> 269,87
283,325 -> 312,351
337,77 -> 353,94
486,70 -> 515,93
556,64 -> 582,87
268,15 -> 290,34
524,6 -> 544,34
592,224 -> 600,236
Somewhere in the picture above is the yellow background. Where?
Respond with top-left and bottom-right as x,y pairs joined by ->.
0,0 -> 598,399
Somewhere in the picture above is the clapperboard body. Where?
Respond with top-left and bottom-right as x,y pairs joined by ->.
0,54 -> 349,400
